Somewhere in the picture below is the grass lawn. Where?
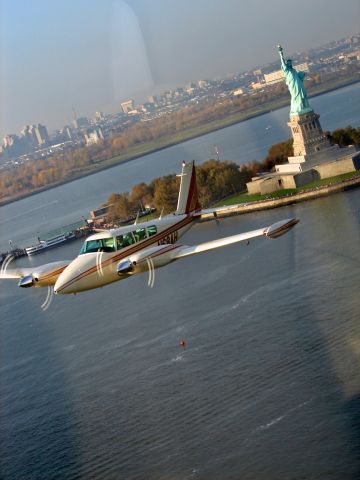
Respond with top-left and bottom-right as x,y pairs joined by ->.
214,170 -> 360,206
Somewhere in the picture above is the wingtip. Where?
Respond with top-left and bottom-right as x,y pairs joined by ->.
265,218 -> 299,239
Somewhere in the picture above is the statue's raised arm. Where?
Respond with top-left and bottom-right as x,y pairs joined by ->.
277,44 -> 312,116
278,44 -> 286,70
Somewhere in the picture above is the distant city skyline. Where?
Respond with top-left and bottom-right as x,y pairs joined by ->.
1,0 -> 359,138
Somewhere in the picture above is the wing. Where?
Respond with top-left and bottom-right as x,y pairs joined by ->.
117,218 -> 299,275
173,218 -> 299,260
0,260 -> 70,288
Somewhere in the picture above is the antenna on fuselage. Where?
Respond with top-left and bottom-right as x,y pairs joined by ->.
159,206 -> 164,220
134,211 -> 140,225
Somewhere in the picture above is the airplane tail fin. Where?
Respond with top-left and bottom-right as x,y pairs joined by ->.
175,161 -> 201,215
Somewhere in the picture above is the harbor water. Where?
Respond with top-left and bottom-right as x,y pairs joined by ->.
0,83 -> 360,479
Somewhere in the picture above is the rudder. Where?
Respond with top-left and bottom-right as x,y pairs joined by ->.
175,161 -> 201,215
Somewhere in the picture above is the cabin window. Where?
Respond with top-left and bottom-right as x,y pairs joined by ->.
147,225 -> 157,237
115,226 -> 156,250
102,237 -> 116,251
116,235 -> 124,249
80,237 -> 116,254
116,232 -> 135,249
134,227 -> 147,242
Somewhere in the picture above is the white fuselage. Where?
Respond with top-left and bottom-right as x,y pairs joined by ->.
54,213 -> 197,294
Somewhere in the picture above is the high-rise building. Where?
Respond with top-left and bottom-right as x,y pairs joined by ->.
185,83 -> 196,95
20,125 -> 37,148
147,95 -> 158,105
198,80 -> 208,89
84,128 -> 104,146
121,100 -> 135,114
253,69 -> 263,83
73,117 -> 90,129
2,134 -> 26,158
34,124 -> 49,145
3,134 -> 18,148
95,111 -> 105,121
63,126 -> 73,140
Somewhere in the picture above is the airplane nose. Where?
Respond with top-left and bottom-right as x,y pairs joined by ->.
54,275 -> 66,294
54,267 -> 76,294
54,256 -> 95,294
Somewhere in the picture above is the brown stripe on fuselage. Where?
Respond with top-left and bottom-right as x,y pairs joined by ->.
40,265 -> 69,282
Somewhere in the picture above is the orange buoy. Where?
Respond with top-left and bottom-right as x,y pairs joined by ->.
179,340 -> 186,347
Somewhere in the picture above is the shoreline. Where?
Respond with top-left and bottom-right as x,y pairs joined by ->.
200,175 -> 360,221
1,77 -> 359,208
3,175 -> 358,255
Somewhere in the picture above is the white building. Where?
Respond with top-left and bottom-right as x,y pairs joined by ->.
264,63 -> 309,86
121,100 -> 135,114
84,129 -> 104,146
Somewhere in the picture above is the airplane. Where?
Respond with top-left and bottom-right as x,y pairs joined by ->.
0,161 -> 299,295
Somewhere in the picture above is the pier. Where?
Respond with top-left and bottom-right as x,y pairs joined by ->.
0,220 -> 94,265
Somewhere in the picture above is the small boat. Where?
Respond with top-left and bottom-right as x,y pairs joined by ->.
25,232 -> 75,256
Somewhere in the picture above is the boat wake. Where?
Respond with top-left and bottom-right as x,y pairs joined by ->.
254,398 -> 313,432
171,354 -> 184,362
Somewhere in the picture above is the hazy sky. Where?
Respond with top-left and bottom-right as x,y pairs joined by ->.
0,0 -> 359,137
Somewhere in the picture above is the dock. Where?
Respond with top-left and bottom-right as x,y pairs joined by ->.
0,220 -> 94,265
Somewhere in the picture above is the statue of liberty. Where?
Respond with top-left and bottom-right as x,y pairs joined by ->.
278,45 -> 312,116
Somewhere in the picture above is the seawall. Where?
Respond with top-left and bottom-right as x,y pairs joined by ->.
200,175 -> 360,221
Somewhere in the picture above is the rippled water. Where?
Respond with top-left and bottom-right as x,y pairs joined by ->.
1,189 -> 360,479
1,84 -> 360,479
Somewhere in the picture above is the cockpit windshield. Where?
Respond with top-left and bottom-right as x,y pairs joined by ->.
79,237 -> 116,254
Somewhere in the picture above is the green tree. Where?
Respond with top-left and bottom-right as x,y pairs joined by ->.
130,182 -> 154,209
152,175 -> 180,214
331,126 -> 360,146
263,139 -> 294,171
107,193 -> 133,222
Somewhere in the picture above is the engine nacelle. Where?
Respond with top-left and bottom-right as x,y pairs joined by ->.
117,259 -> 134,275
16,261 -> 69,288
117,245 -> 182,276
18,275 -> 36,288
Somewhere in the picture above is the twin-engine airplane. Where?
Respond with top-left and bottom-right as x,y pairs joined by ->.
1,161 -> 298,295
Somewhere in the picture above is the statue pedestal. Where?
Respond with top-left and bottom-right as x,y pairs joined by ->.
288,111 -> 331,157
275,111 -> 334,174
275,145 -> 353,174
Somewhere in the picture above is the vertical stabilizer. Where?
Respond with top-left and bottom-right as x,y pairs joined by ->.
175,161 -> 201,215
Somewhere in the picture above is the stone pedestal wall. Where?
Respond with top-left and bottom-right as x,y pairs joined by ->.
288,111 -> 331,156
314,154 -> 360,178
